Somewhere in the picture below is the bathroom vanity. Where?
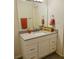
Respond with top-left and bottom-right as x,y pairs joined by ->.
20,31 -> 57,59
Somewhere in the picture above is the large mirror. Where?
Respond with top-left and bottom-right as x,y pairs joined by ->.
17,0 -> 48,31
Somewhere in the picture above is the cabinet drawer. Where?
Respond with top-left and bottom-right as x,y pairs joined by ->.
48,34 -> 57,43
25,44 -> 38,54
50,40 -> 56,46
50,47 -> 56,53
26,52 -> 38,59
48,34 -> 57,38
50,37 -> 57,41
24,39 -> 37,46
50,44 -> 56,48
50,37 -> 56,45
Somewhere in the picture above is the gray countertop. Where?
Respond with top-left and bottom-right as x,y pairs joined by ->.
20,30 -> 57,41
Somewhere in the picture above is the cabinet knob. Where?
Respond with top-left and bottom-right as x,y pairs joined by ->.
30,48 -> 35,51
31,56 -> 35,59
52,48 -> 55,49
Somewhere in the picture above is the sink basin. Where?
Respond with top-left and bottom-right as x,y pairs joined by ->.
31,31 -> 46,35
31,31 -> 49,34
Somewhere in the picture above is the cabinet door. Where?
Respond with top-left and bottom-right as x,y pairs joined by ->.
38,38 -> 49,58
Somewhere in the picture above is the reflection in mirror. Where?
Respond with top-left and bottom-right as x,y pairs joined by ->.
17,0 -> 48,31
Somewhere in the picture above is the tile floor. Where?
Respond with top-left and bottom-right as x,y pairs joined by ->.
19,52 -> 64,59
42,53 -> 64,59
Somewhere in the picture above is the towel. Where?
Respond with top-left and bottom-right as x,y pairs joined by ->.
21,18 -> 27,29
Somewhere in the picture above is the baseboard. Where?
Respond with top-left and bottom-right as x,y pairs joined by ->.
56,51 -> 64,57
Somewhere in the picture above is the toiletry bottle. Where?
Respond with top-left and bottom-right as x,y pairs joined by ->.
41,16 -> 45,27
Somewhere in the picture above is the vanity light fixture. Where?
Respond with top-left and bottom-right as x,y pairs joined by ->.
22,0 -> 43,3
34,0 -> 43,2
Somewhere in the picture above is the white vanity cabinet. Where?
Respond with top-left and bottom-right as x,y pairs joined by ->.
20,32 -> 57,59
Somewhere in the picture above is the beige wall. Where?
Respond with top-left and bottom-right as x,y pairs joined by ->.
14,0 -> 22,58
48,0 -> 64,56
